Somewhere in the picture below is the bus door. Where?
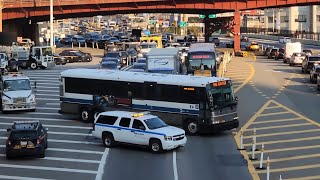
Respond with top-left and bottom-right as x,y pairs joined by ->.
143,82 -> 158,110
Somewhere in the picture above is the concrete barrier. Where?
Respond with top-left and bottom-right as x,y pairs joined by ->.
243,34 -> 320,46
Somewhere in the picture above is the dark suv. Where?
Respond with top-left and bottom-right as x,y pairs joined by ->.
268,48 -> 279,59
6,121 -> 48,159
275,48 -> 285,61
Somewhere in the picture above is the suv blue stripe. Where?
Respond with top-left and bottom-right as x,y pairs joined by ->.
95,123 -> 166,136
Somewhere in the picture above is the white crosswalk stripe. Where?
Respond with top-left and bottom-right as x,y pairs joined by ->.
0,69 -> 106,180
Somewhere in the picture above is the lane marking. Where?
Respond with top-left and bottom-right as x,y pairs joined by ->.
252,117 -> 304,124
285,175 -> 320,180
0,129 -> 91,136
234,63 -> 255,93
264,105 -> 281,110
95,148 -> 110,180
36,98 -> 59,101
46,103 -> 60,105
245,123 -> 312,131
0,164 -> 97,174
36,90 -> 59,93
0,137 -> 98,145
257,164 -> 320,174
27,112 -> 62,116
0,175 -> 53,180
173,151 -> 179,180
244,136 -> 320,147
247,144 -> 320,155
243,129 -> 320,139
0,122 -> 92,130
0,154 -> 100,163
252,153 -> 320,165
36,107 -> 60,110
257,111 -> 290,117
0,116 -> 70,122
36,94 -> 60,97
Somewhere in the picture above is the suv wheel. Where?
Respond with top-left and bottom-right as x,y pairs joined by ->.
149,139 -> 163,153
102,133 -> 115,148
184,120 -> 198,135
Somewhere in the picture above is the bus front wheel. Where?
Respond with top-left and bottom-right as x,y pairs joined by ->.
184,120 -> 198,135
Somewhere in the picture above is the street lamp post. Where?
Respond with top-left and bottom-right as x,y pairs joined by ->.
50,0 -> 54,48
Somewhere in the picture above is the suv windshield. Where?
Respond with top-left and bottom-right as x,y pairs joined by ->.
144,117 -> 168,130
4,79 -> 31,91
207,83 -> 236,109
10,131 -> 38,139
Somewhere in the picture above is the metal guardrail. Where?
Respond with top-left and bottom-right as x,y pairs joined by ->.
217,51 -> 232,77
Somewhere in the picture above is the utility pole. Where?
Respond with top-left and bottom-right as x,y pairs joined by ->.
50,0 -> 54,47
272,8 -> 275,34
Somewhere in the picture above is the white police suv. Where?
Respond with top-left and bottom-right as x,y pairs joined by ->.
92,111 -> 187,153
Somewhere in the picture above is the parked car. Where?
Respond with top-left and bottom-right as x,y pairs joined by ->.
275,48 -> 285,60
268,48 -> 279,59
265,47 -> 272,57
60,35 -> 73,45
6,121 -> 48,159
127,48 -> 137,61
279,37 -> 291,43
60,50 -> 92,63
309,65 -> 320,83
131,62 -> 146,71
72,35 -> 86,46
136,58 -> 146,64
210,37 -> 220,46
226,41 -> 234,48
241,36 -> 249,42
120,51 -> 128,65
84,33 -> 101,47
53,53 -> 67,65
303,49 -> 312,56
289,52 -> 306,66
302,55 -> 320,73
184,34 -> 197,42
108,37 -> 121,44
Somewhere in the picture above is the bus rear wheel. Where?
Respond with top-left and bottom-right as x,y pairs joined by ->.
184,120 -> 198,135
80,108 -> 93,123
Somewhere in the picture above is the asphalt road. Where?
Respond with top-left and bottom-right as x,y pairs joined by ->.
219,36 -> 320,52
0,45 -> 319,180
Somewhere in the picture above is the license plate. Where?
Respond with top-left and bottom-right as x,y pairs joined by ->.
16,101 -> 22,104
20,141 -> 27,146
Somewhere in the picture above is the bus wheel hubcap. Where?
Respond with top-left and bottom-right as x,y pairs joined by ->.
188,122 -> 197,133
152,143 -> 159,151
82,111 -> 88,120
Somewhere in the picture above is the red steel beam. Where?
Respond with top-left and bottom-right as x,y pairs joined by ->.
2,0 -> 320,20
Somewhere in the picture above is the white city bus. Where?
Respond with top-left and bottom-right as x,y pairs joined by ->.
59,69 -> 239,135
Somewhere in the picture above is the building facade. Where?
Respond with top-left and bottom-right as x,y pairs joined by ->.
263,5 -> 320,33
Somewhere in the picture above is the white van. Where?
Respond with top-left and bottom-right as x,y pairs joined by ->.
284,42 -> 302,63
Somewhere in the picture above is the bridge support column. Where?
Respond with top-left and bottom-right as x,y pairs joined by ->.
234,10 -> 241,51
204,16 -> 210,43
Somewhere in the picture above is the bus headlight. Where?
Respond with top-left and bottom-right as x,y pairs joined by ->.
164,136 -> 173,141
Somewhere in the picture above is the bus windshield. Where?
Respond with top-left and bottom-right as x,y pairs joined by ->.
207,85 -> 235,109
4,79 -> 31,91
188,53 -> 216,71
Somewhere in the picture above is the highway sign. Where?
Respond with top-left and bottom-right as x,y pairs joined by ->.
180,21 -> 187,28
208,14 -> 217,18
148,20 -> 156,25
199,14 -> 206,19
